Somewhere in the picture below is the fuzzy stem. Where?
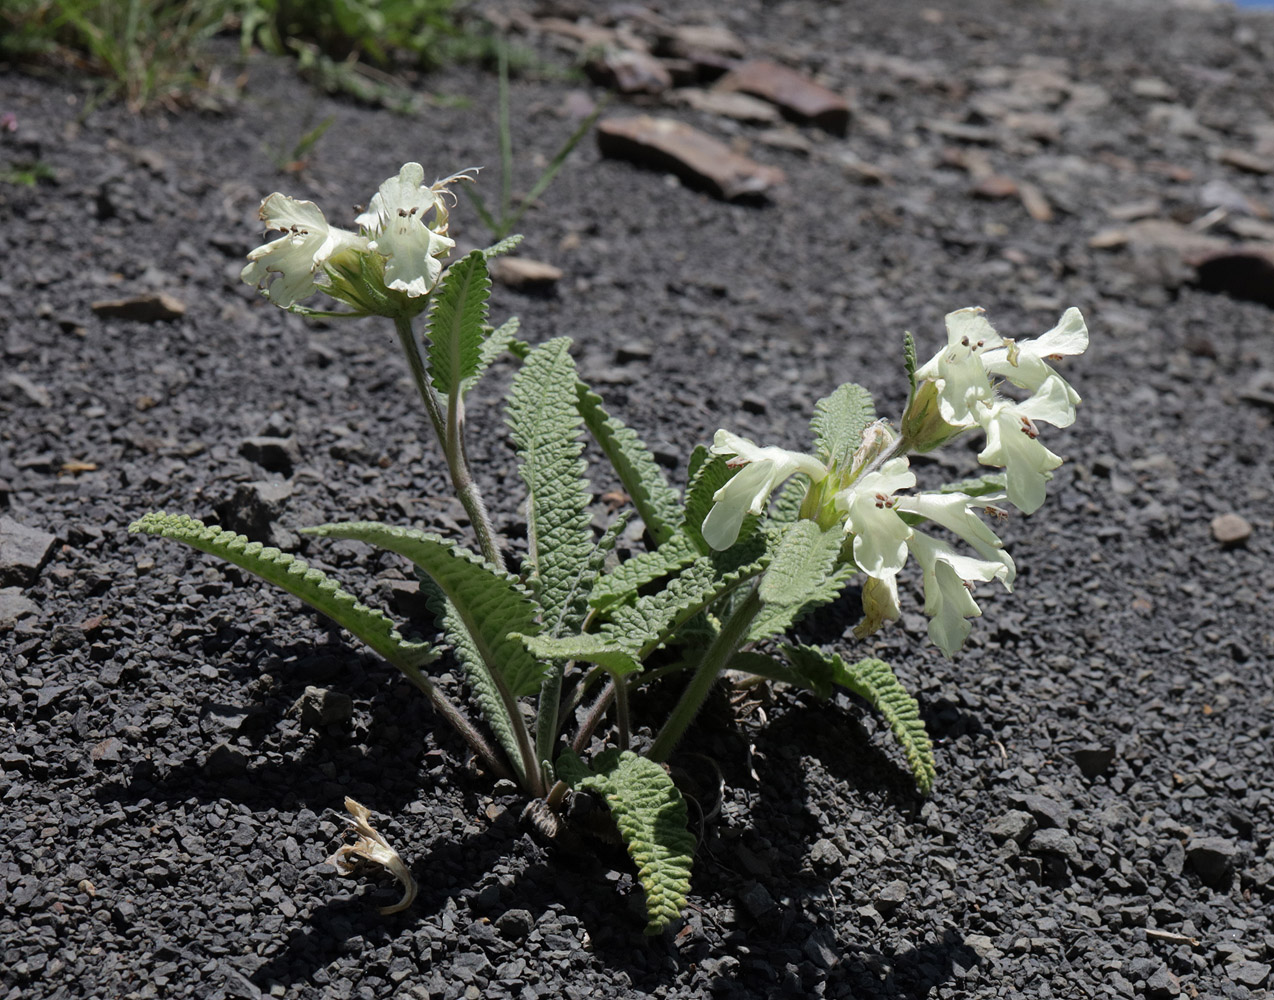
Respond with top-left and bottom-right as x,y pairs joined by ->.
395,661 -> 513,783
394,316 -> 505,572
648,585 -> 762,763
613,674 -> 631,752
572,678 -> 615,753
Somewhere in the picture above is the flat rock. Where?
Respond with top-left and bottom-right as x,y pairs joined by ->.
216,480 -> 294,544
291,686 -> 354,728
490,257 -> 564,291
1072,743 -> 1117,778
597,115 -> 785,201
586,48 -> 672,95
0,587 -> 40,625
715,59 -> 850,136
988,810 -> 1037,846
1228,962 -> 1271,989
658,23 -> 746,59
1217,147 -> 1273,175
673,88 -> 782,124
90,292 -> 186,322
239,435 -> 300,475
1210,512 -> 1252,547
0,516 -> 57,587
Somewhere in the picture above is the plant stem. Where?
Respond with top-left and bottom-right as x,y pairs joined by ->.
394,316 -> 505,572
572,678 -> 615,753
648,585 -> 763,763
613,675 -> 630,752
396,662 -> 514,783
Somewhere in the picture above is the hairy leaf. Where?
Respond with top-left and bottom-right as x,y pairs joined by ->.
576,383 -> 682,546
426,250 -> 490,395
515,632 -> 642,677
461,316 -> 526,397
419,575 -> 526,784
811,381 -> 877,471
129,513 -> 435,670
556,749 -> 695,934
588,532 -> 698,611
507,338 -> 594,636
903,329 -> 919,400
747,521 -> 855,643
303,522 -> 545,697
480,234 -> 524,259
782,645 -> 936,795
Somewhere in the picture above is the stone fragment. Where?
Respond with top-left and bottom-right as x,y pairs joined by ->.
987,810 -> 1037,846
1217,148 -> 1273,175
1027,828 -> 1081,867
673,88 -> 782,124
716,60 -> 850,136
1185,837 -> 1238,888
532,17 -> 614,49
658,23 -> 746,60
1072,744 -> 1116,778
586,48 -> 672,95
495,908 -> 534,940
489,257 -> 564,292
291,686 -> 354,729
1015,794 -> 1070,830
239,436 -> 300,475
1192,246 -> 1274,307
1229,962 -> 1271,989
204,743 -> 250,777
738,881 -> 775,918
1144,965 -> 1181,1000
91,292 -> 186,322
2,373 -> 51,407
597,116 -> 785,201
972,174 -> 1018,199
216,480 -> 294,544
1211,513 -> 1252,547
0,587 -> 39,625
873,880 -> 907,914
1131,77 -> 1176,100
1018,182 -> 1053,222
0,516 -> 57,587
808,837 -> 844,872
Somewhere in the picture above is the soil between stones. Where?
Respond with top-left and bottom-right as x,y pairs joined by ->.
2,1 -> 1273,998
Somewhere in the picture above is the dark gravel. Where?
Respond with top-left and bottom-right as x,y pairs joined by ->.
3,1 -> 1273,998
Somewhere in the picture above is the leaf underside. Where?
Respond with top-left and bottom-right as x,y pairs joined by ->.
782,644 -> 936,795
556,749 -> 696,935
128,512 -> 435,671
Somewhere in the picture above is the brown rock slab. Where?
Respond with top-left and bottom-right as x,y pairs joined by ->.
586,48 -> 672,95
972,174 -> 1019,199
490,257 -> 564,291
715,60 -> 850,136
658,24 -> 746,59
1218,148 -> 1274,175
91,292 -> 186,322
596,115 -> 785,201
1210,513 -> 1252,547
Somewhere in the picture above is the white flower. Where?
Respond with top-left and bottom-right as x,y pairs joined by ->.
975,397 -> 1064,514
701,430 -> 828,551
356,163 -> 457,297
853,572 -> 902,639
979,308 -> 1088,428
907,530 -> 1011,657
834,458 -> 916,579
913,308 -> 1005,428
241,193 -> 368,307
894,491 -> 1015,589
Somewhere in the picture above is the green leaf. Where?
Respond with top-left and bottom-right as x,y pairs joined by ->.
747,521 -> 855,643
811,382 -> 877,471
461,316 -> 526,397
781,645 -> 936,795
588,532 -> 698,611
576,383 -> 682,546
480,234 -> 524,259
303,522 -> 545,697
507,338 -> 594,637
514,633 -> 642,677
419,576 -> 526,784
426,250 -> 490,395
682,451 -> 760,554
555,749 -> 695,934
129,513 -> 435,671
603,550 -> 766,659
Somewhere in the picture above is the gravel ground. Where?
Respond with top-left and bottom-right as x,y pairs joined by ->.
2,1 -> 1273,998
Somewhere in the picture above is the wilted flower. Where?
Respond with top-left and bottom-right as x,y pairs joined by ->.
702,430 -> 827,551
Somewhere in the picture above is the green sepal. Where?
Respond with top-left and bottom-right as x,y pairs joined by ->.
781,645 -> 936,795
555,749 -> 696,935
128,513 -> 435,671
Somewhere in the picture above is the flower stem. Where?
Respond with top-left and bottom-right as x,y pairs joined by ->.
648,584 -> 763,763
394,660 -> 513,783
394,316 -> 505,572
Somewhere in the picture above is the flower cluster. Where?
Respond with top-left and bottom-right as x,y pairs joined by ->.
241,163 -> 473,311
701,307 -> 1087,656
